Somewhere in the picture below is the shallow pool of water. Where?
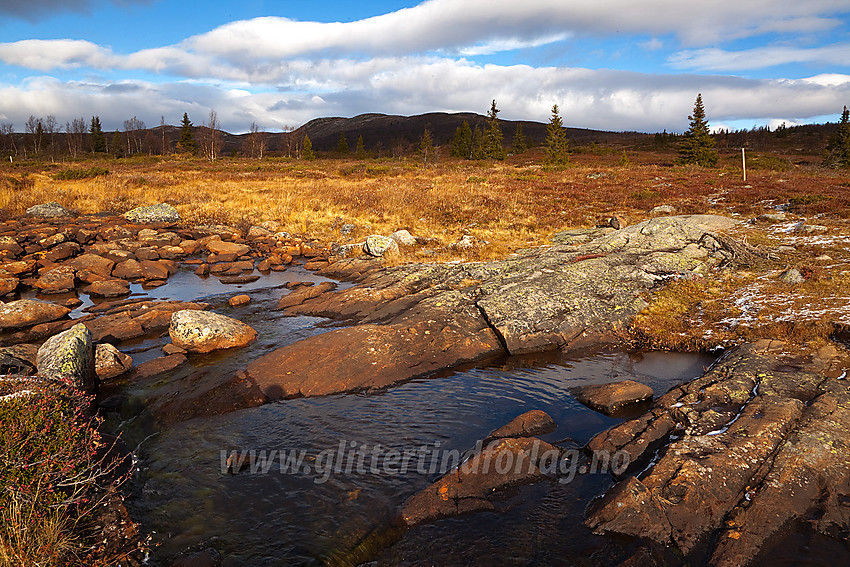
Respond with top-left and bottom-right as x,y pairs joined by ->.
106,274 -> 715,567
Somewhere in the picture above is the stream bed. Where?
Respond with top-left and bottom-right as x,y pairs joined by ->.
99,265 -> 717,566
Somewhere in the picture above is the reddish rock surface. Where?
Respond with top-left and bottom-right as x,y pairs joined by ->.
484,409 -> 557,443
0,299 -> 71,330
169,310 -> 258,353
572,379 -> 654,415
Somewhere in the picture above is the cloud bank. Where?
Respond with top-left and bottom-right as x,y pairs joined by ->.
0,0 -> 848,133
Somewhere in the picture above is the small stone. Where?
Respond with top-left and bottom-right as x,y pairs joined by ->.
758,212 -> 787,222
162,343 -> 187,355
95,343 -> 133,380
228,294 -> 251,307
206,240 -> 250,256
778,267 -> 805,284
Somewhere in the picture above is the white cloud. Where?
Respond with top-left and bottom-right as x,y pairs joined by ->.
2,63 -> 848,135
670,43 -> 850,71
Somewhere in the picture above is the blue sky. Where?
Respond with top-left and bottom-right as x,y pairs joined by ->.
0,0 -> 848,134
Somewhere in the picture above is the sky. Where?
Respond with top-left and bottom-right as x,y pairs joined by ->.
0,0 -> 849,134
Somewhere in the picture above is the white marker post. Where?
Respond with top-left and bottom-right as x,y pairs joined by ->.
741,147 -> 747,182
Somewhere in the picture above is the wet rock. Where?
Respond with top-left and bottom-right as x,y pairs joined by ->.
584,341 -> 850,565
206,240 -> 250,257
194,262 -> 209,276
0,344 -> 38,375
169,310 -> 258,353
0,299 -> 71,330
85,279 -> 131,298
572,380 -> 654,415
95,343 -> 133,380
0,260 -> 35,275
484,409 -> 556,443
219,275 -> 260,285
67,253 -> 115,277
400,437 -> 559,526
228,294 -> 251,307
140,259 -> 176,281
84,312 -> 145,343
134,247 -> 160,261
275,281 -> 338,310
26,202 -> 73,218
247,314 -> 501,399
162,343 -> 187,355
0,276 -> 18,295
124,203 -> 180,224
390,229 -> 416,246
35,323 -> 95,393
125,353 -> 186,381
34,265 -> 76,293
778,267 -> 805,284
112,259 -> 144,280
364,235 -> 399,257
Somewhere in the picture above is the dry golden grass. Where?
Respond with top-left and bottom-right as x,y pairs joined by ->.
2,152 -> 850,347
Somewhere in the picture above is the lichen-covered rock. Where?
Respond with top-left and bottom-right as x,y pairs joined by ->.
95,343 -> 133,380
363,235 -> 399,257
34,266 -> 76,294
169,310 -> 257,353
0,299 -> 71,330
124,203 -> 180,224
26,202 -> 73,218
584,341 -> 850,565
36,323 -> 95,393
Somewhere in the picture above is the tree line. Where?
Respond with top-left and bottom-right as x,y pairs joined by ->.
2,99 -> 848,168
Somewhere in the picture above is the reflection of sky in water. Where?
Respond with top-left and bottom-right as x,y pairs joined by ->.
123,298 -> 714,567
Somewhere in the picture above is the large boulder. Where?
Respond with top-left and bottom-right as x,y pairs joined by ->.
124,203 -> 180,224
26,202 -> 73,218
169,310 -> 258,353
0,299 -> 71,330
35,323 -> 95,393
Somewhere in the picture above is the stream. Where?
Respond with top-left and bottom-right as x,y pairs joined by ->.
96,264 -> 717,566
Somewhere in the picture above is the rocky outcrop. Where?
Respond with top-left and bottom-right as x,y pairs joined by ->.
257,215 -> 737,398
584,340 -> 850,566
169,310 -> 258,353
35,323 -> 96,393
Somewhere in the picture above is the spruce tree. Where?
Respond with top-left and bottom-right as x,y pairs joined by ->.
483,100 -> 505,160
355,135 -> 366,159
110,130 -> 124,158
420,128 -> 434,165
177,113 -> 196,155
824,106 -> 850,168
89,116 -> 106,153
471,125 -> 485,160
511,123 -> 528,154
337,132 -> 349,155
544,105 -> 569,167
678,94 -> 718,167
302,134 -> 315,161
450,121 -> 473,158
